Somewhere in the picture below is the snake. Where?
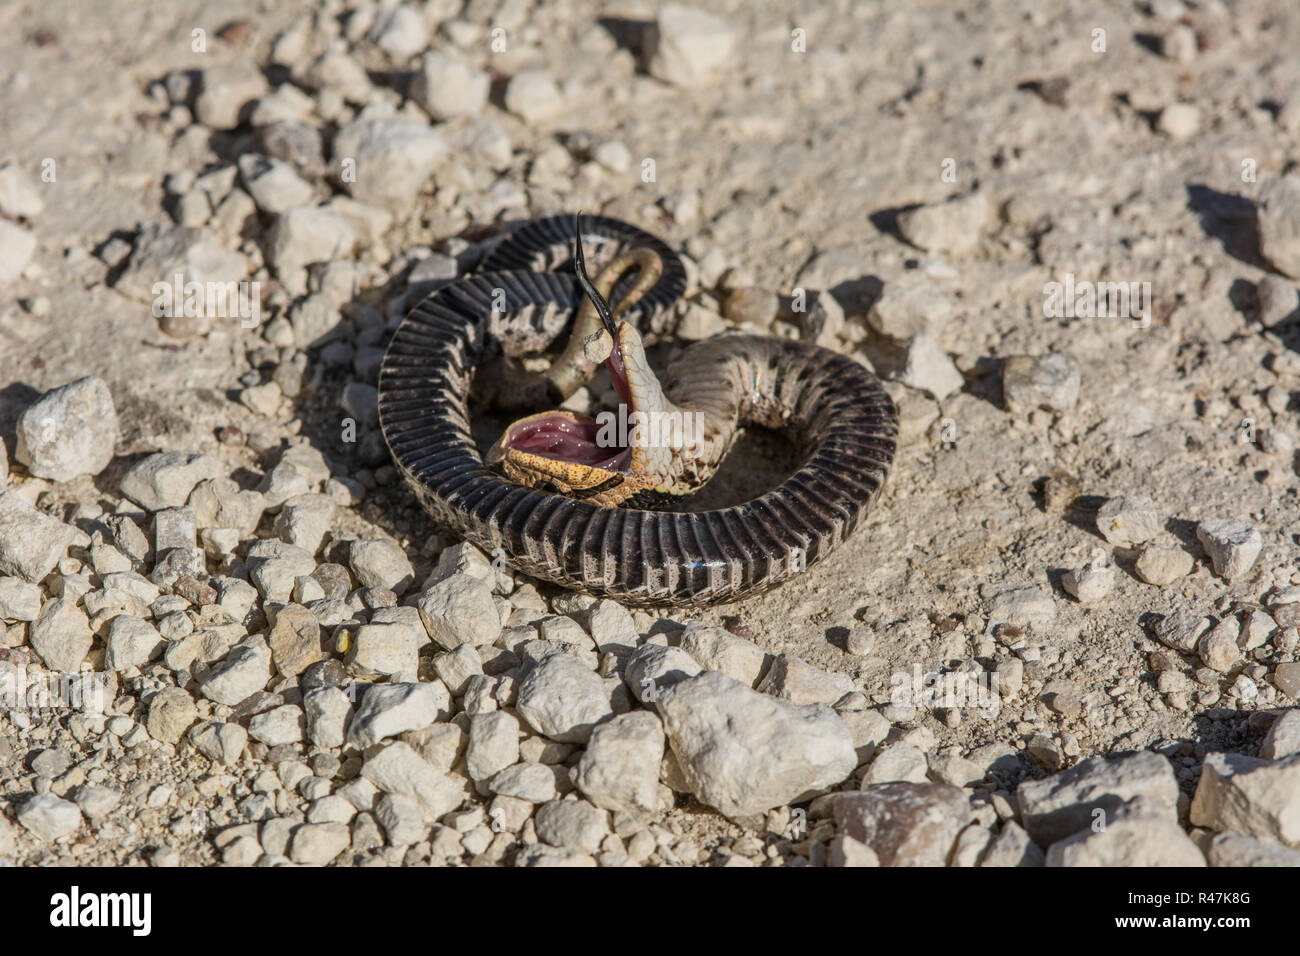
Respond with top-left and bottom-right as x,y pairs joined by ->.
378,214 -> 898,607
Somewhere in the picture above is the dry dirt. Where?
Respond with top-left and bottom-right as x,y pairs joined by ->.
3,0 -> 1300,867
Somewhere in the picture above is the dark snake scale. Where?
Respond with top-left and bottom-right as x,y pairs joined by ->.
378,215 -> 899,607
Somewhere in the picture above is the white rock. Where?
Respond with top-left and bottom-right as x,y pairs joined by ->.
534,799 -> 609,854
258,462 -> 312,509
250,84 -> 316,125
489,762 -> 560,803
1259,174 -> 1300,278
1134,545 -> 1194,586
333,110 -> 449,213
581,599 -> 639,656
146,687 -> 198,744
1148,610 -> 1211,653
418,573 -> 500,649
1190,752 -> 1300,844
574,711 -> 668,818
427,540 -> 494,585
757,653 -> 855,706
1045,800 -> 1204,866
445,118 -> 513,171
0,490 -> 78,582
678,621 -> 769,686
504,70 -> 565,123
867,273 -> 954,341
347,682 -> 449,748
362,741 -> 464,820
29,597 -> 92,672
895,333 -> 964,400
304,51 -> 372,102
367,3 -> 428,58
119,451 -> 224,511
862,742 -> 929,785
516,653 -> 613,744
303,686 -> 352,750
201,637 -> 272,706
1257,274 -> 1300,327
1156,102 -> 1200,140
345,622 -> 421,678
195,59 -> 269,127
1196,519 -> 1263,580
514,843 -> 595,867
153,507 -> 197,553
645,3 -> 736,86
14,376 -> 117,482
0,576 -> 41,620
1206,832 -> 1300,866
538,616 -> 592,648
987,585 -> 1057,629
1261,710 -> 1300,760
1161,23 -> 1198,62
411,52 -> 489,120
1061,563 -> 1115,604
1241,610 -> 1276,651
216,578 -> 258,623
278,443 -> 332,484
1001,354 -> 1081,415
466,711 -> 520,782
433,643 -> 482,694
189,720 -> 247,764
0,163 -> 45,218
324,196 -> 393,247
104,614 -> 164,671
1095,494 -> 1161,547
349,538 -> 414,593
18,794 -> 82,841
977,821 -> 1044,867
188,477 -> 265,535
272,493 -> 335,555
0,219 -> 36,283
237,154 -> 314,214
656,671 -> 856,818
307,795 -> 356,825
288,822 -> 350,865
113,223 -> 247,307
373,793 -> 424,845
896,192 -> 989,255
624,643 -> 702,703
828,834 -> 881,867
1016,751 -> 1179,845
838,708 -> 892,765
266,206 -> 357,270
75,785 -> 122,820
248,704 -> 304,746
1260,428 -> 1295,455
592,140 -> 631,174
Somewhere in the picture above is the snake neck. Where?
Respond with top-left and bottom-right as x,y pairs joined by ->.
615,324 -> 751,496
650,334 -> 851,496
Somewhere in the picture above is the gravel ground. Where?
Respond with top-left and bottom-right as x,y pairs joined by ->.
3,0 -> 1300,868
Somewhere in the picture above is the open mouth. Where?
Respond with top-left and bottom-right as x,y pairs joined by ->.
500,325 -> 634,471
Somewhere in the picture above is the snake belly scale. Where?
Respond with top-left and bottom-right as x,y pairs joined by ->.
378,215 -> 898,607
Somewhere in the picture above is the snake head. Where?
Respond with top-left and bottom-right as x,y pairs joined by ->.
485,322 -> 661,507
486,216 -> 692,506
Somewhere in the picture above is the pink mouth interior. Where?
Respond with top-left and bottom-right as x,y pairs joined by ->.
505,324 -> 633,471
605,329 -> 633,410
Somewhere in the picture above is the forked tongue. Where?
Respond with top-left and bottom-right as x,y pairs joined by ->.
573,212 -> 633,409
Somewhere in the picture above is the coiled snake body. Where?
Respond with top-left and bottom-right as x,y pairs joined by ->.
378,215 -> 898,607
